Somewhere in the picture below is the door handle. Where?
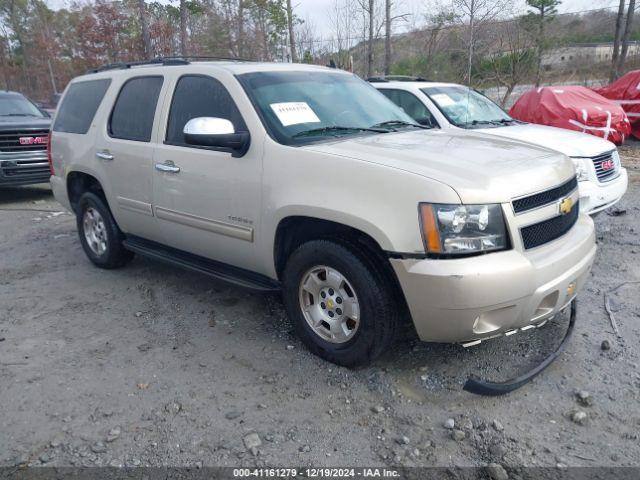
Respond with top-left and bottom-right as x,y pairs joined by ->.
96,151 -> 114,161
155,161 -> 180,173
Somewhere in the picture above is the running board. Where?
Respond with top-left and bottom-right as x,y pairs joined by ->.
123,236 -> 281,293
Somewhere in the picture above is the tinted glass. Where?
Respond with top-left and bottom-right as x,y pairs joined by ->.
110,76 -> 163,142
0,94 -> 46,118
238,71 -> 416,145
379,89 -> 437,127
166,75 -> 246,145
53,79 -> 111,134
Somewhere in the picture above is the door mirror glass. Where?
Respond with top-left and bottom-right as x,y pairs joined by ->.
183,117 -> 250,157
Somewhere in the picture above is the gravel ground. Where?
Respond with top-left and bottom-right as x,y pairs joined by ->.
1,146 -> 639,473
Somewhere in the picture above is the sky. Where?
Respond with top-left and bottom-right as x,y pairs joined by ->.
295,0 -> 621,38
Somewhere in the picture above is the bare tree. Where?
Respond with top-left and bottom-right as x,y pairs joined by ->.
138,0 -> 151,58
180,0 -> 188,56
295,16 -> 318,62
617,0 -> 636,75
384,0 -> 391,74
328,0 -> 358,70
452,0 -> 506,84
1,0 -> 35,95
354,0 -> 381,76
366,0 -> 374,77
489,19 -> 535,107
286,0 -> 298,62
610,0 -> 625,81
383,0 -> 409,75
422,6 -> 456,65
237,0 -> 244,57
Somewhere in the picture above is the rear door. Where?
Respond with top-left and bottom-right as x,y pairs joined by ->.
93,75 -> 164,239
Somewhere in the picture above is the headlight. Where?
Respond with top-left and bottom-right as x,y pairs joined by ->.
419,203 -> 508,255
571,158 -> 589,181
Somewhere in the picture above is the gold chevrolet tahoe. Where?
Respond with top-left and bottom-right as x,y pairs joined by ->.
48,59 -> 596,370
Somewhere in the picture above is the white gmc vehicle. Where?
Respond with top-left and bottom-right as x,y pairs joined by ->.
372,79 -> 628,215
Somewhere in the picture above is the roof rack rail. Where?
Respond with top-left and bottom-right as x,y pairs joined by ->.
87,55 -> 252,74
367,75 -> 431,83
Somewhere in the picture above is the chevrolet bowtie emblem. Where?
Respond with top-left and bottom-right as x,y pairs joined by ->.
559,197 -> 573,215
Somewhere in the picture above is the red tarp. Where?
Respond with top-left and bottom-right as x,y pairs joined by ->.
594,70 -> 640,139
509,86 -> 630,145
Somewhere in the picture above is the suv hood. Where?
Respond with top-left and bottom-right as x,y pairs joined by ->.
475,123 -> 615,158
304,129 -> 574,204
0,117 -> 51,130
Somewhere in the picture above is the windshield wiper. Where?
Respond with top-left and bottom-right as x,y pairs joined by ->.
0,113 -> 39,117
292,125 -> 388,139
370,120 -> 431,130
457,119 -> 502,128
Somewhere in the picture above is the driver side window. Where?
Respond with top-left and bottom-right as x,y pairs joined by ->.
380,89 -> 438,127
166,75 -> 246,146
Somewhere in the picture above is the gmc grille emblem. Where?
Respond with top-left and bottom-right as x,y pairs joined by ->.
19,136 -> 48,145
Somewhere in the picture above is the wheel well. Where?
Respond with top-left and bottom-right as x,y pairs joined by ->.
66,172 -> 107,214
274,216 -> 411,325
274,216 -> 388,279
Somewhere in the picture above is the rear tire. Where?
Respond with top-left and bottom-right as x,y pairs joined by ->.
282,239 -> 399,367
76,191 -> 133,269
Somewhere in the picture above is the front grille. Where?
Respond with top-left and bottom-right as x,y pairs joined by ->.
512,177 -> 578,214
590,151 -> 618,182
0,129 -> 49,152
0,150 -> 49,178
520,201 -> 580,249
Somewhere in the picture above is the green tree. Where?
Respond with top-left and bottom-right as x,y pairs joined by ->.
525,0 -> 561,87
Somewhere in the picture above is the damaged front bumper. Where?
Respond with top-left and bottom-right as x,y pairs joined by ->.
463,299 -> 576,395
389,214 -> 595,343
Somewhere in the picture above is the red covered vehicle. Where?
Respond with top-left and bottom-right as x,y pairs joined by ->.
594,70 -> 640,139
509,86 -> 630,145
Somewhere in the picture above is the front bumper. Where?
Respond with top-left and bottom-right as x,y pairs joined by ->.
0,151 -> 51,187
579,168 -> 628,215
390,213 -> 596,343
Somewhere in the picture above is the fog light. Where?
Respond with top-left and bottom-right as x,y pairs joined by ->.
567,281 -> 577,297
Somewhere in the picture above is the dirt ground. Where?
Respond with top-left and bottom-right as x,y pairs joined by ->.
1,145 -> 639,474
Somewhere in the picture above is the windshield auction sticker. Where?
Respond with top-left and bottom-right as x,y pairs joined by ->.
430,93 -> 455,107
270,102 -> 321,126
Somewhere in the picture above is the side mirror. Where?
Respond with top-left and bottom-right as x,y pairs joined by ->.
183,117 -> 250,157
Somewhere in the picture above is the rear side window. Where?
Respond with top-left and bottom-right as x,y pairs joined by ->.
166,75 -> 246,145
53,79 -> 111,134
379,89 -> 438,127
109,76 -> 163,142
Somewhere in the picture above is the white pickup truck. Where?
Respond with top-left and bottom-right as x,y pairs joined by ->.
372,79 -> 628,215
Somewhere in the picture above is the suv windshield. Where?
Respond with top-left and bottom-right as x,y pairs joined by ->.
421,86 -> 514,128
0,94 -> 46,118
238,70 -> 419,145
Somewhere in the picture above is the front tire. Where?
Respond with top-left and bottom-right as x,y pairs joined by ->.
282,240 -> 399,367
76,191 -> 133,269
